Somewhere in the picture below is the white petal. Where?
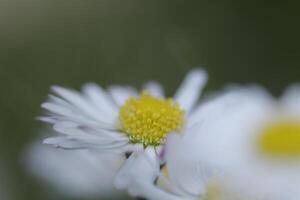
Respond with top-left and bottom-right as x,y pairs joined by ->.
55,131 -> 126,145
188,85 -> 271,128
128,180 -> 186,200
281,84 -> 300,116
52,122 -> 126,140
90,144 -> 142,154
115,148 -> 186,200
165,133 -> 208,196
114,148 -> 158,191
48,95 -> 70,107
43,137 -> 90,149
37,116 -> 57,123
43,136 -> 129,150
187,91 -> 240,128
41,102 -> 73,117
43,114 -> 114,130
82,83 -> 118,118
174,69 -> 207,113
114,151 -> 139,190
42,98 -> 116,130
52,86 -> 115,124
114,148 -> 159,188
143,81 -> 165,98
108,85 -> 138,106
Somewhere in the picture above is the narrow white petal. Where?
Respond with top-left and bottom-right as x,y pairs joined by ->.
174,69 -> 207,113
188,85 -> 271,128
281,84 -> 300,115
46,114 -> 114,130
41,99 -> 116,130
108,85 -> 138,106
41,102 -> 73,116
114,151 -> 138,190
52,86 -> 115,124
52,120 -> 120,137
53,125 -> 128,144
143,81 -> 165,98
37,116 -> 57,123
43,136 -> 66,145
52,121 -> 79,129
82,83 -> 118,118
114,148 -> 159,190
43,136 -> 129,150
115,148 -> 186,200
165,131 -> 218,197
129,180 -> 186,200
43,137 -> 98,150
90,144 -> 142,154
44,87 -> 117,127
48,95 -> 70,107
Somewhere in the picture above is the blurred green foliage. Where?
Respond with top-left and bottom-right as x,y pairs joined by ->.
0,0 -> 300,199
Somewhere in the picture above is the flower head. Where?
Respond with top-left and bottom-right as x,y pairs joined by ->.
40,69 -> 207,155
191,85 -> 300,200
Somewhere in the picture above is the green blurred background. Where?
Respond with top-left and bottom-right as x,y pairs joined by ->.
0,0 -> 300,199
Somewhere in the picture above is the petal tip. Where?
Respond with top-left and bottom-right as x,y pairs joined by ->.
188,68 -> 208,82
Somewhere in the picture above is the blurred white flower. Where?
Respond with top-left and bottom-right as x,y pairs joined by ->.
190,85 -> 300,200
40,68 -> 207,155
114,87 -> 249,200
23,138 -> 127,199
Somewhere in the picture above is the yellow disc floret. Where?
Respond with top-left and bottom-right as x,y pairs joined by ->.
119,92 -> 184,147
258,121 -> 300,157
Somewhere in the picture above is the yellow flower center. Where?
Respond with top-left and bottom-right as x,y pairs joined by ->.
258,121 -> 300,157
202,181 -> 222,200
119,92 -> 184,147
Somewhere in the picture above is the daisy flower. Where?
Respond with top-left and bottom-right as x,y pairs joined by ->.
39,69 -> 207,154
23,133 -> 127,199
188,85 -> 300,200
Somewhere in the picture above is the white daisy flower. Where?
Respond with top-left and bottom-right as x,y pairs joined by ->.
190,85 -> 300,200
23,136 -> 127,199
40,68 -> 207,154
114,88 -> 249,200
